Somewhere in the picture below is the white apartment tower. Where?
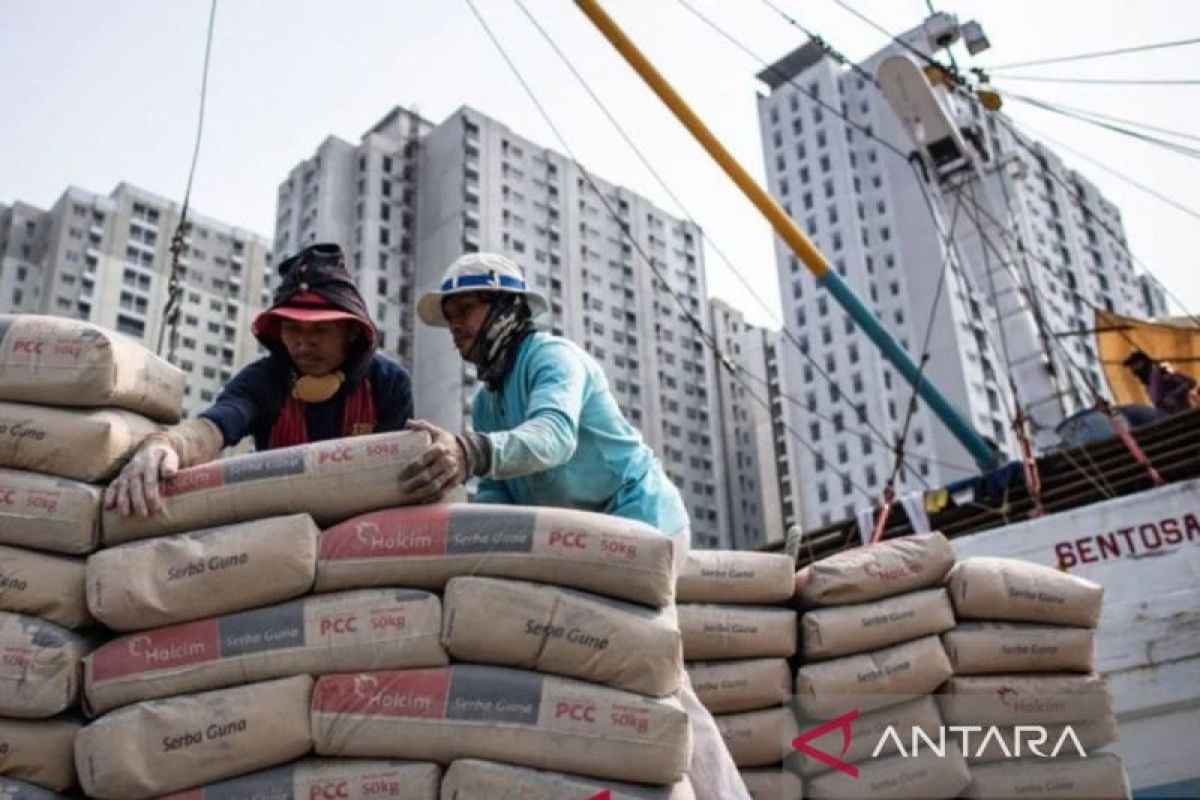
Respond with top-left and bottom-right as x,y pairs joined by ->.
709,298 -> 803,548
0,183 -> 271,418
756,17 -> 1163,529
282,105 -> 729,547
274,107 -> 434,366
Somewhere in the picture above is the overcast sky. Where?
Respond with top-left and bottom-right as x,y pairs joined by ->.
3,0 -> 1197,328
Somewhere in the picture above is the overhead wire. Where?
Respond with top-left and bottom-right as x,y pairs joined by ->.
985,36 -> 1200,71
464,0 -> 884,506
158,0 -> 218,361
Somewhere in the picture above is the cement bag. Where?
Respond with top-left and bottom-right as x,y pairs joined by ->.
0,470 -> 100,555
808,743 -> 970,800
795,634 -> 952,720
0,717 -> 80,791
794,695 -> 943,777
0,613 -> 86,718
155,760 -> 441,800
947,557 -> 1103,628
102,430 -> 436,543
0,315 -> 184,422
801,587 -> 955,661
74,674 -> 312,800
0,777 -> 70,799
0,546 -> 88,629
740,768 -> 803,800
442,576 -> 682,696
687,658 -> 791,714
714,706 -> 799,768
943,622 -> 1095,675
940,674 -> 1111,725
440,758 -> 696,799
677,550 -> 795,604
964,754 -> 1131,799
677,605 -> 796,661
86,514 -> 318,631
966,714 -> 1119,763
315,504 -> 676,607
0,402 -> 157,483
312,665 -> 690,785
85,588 -> 446,714
795,531 -> 955,607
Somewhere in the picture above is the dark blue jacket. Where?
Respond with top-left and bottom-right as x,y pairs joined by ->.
200,353 -> 413,451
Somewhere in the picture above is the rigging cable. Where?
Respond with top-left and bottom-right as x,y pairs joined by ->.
995,90 -> 1200,146
812,0 -> 1200,325
983,75 -> 1200,87
986,36 -> 1200,71
991,90 -> 1200,161
158,0 -> 218,362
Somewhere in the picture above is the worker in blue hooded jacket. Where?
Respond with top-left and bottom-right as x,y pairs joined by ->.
399,252 -> 750,800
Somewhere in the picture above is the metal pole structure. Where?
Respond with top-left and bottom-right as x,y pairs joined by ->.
574,0 -> 1001,470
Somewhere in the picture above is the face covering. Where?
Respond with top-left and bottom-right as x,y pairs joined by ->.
466,294 -> 535,391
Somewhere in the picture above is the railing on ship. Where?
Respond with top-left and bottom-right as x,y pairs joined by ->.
771,409 -> 1200,567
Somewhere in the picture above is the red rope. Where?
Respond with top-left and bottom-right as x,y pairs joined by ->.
869,484 -> 897,545
1014,408 -> 1044,518
1100,399 -> 1163,486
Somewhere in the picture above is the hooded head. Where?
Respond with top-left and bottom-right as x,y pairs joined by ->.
1122,349 -> 1154,383
252,243 -> 378,381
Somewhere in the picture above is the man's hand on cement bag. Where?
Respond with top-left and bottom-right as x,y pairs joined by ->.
399,419 -> 468,504
104,434 -> 179,517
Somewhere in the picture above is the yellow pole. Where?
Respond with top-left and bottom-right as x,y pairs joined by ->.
574,0 -> 830,278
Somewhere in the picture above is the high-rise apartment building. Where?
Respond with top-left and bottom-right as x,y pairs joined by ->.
709,298 -> 802,547
274,107 -> 433,367
281,105 -> 730,547
0,183 -> 271,419
756,15 -> 1164,529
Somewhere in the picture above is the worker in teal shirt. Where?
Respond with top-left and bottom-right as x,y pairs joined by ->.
400,252 -> 750,800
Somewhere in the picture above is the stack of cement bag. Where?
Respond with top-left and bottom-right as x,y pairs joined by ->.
74,426 -> 449,799
676,549 -> 801,800
793,531 -> 969,800
0,315 -> 186,797
309,503 -> 696,798
943,556 -> 1132,799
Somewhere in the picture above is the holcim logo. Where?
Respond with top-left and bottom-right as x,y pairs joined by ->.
792,707 -> 1088,777
353,674 -> 380,699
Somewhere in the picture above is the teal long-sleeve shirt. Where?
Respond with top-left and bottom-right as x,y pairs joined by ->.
470,332 -> 688,535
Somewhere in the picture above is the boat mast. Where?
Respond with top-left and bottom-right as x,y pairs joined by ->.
574,0 -> 1001,470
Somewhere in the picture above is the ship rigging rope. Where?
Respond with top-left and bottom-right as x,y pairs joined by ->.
985,75 -> 1200,86
995,92 -> 1200,145
716,0 -> 1151,510
993,90 -> 1200,161
814,0 -> 1200,318
985,36 -> 1200,71
158,0 -> 218,362
519,0 -> 976,481
467,0 -> 885,507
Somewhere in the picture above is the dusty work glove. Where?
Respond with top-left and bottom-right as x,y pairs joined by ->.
399,419 -> 470,504
104,433 -> 179,517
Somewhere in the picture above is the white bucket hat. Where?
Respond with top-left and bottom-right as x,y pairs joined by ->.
417,252 -> 550,328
